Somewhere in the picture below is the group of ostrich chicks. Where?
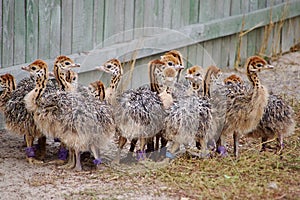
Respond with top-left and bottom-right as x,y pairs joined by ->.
0,50 -> 295,171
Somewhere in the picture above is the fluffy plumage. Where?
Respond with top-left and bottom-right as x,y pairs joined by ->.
217,56 -> 274,157
224,74 -> 295,152
164,65 -> 213,157
3,73 -> 57,163
165,94 -> 212,146
115,85 -> 166,141
23,59 -> 115,170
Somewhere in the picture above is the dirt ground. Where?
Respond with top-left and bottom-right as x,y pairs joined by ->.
0,52 -> 299,200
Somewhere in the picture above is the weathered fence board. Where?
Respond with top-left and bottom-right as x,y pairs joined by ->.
13,1 -> 26,65
189,0 -> 200,24
247,0 -> 258,57
49,0 -> 61,59
93,0 -> 104,47
2,0 -> 14,67
72,0 -> 94,53
25,0 -> 39,63
162,0 -> 172,28
0,0 -> 299,72
170,0 -> 182,29
124,0 -> 135,42
61,0 -> 73,55
38,0 -> 52,58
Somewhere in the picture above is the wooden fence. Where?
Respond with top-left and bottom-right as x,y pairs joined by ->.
1,0 -> 299,69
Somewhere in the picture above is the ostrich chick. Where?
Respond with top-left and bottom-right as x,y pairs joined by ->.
217,56 -> 274,157
23,59 -> 115,171
224,74 -> 295,153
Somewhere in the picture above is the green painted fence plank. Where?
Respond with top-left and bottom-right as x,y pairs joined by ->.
103,0 -> 123,46
247,0 -> 259,57
162,0 -> 172,28
198,0 -> 214,68
38,0 -> 52,58
14,0 -> 26,65
189,1 -> 300,45
181,0 -> 190,26
294,16 -> 300,44
133,0 -> 144,38
214,0 -> 230,67
124,0 -> 135,41
2,0 -> 14,67
171,0 -> 182,29
26,0 -> 39,62
83,0 -> 94,50
189,0 -> 200,24
61,0 -> 73,55
50,0 -> 61,58
258,0 -> 267,9
230,0 -> 242,15
38,0 -> 61,59
199,0 -> 214,23
144,0 -> 155,30
115,0 -> 125,43
72,0 -> 94,53
228,34 -> 237,67
220,0 -> 231,67
281,19 -> 295,52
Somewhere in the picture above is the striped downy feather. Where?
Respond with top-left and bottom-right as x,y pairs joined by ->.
217,56 -> 274,157
0,74 -> 16,112
224,74 -> 295,152
114,85 -> 166,141
96,58 -> 171,162
164,65 -> 213,157
23,59 -> 115,171
3,73 -> 57,163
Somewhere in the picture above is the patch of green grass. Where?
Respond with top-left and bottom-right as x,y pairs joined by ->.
65,106 -> 300,199
151,106 -> 300,199
152,136 -> 300,199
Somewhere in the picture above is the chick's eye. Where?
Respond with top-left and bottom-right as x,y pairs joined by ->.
31,66 -> 36,70
106,64 -> 112,69
256,63 -> 262,67
168,62 -> 173,66
195,73 -> 201,76
65,62 -> 71,65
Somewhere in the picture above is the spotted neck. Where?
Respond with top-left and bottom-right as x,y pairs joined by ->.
97,87 -> 105,101
96,86 -> 105,101
0,75 -> 16,110
0,78 -> 16,100
148,60 -> 166,94
53,64 -> 74,91
190,82 -> 202,94
109,73 -> 122,91
247,66 -> 261,89
30,68 -> 49,109
203,66 -> 221,97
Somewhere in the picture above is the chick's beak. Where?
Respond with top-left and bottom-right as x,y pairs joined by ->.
21,65 -> 30,72
70,63 -> 81,68
185,74 -> 193,80
265,64 -> 274,69
95,65 -> 111,74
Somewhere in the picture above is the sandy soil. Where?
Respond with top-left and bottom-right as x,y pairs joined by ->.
0,52 -> 299,200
